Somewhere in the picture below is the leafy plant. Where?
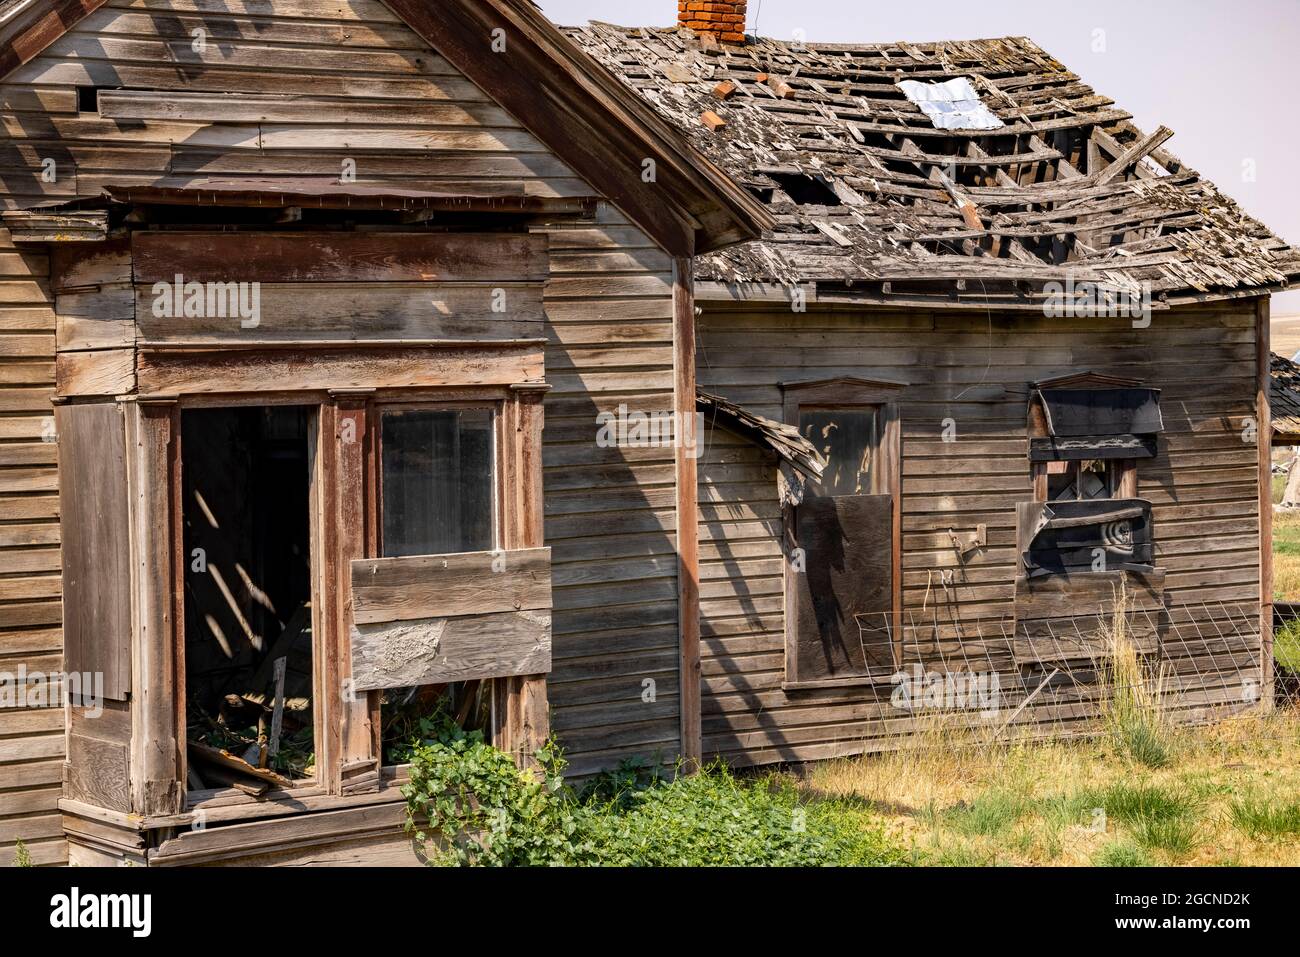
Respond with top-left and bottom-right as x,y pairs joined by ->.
398,715 -> 906,867
12,839 -> 33,868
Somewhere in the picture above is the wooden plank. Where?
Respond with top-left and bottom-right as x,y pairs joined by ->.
64,733 -> 131,812
135,341 -> 543,395
350,608 -> 552,691
55,348 -> 134,396
0,0 -> 111,78
673,257 -> 699,767
1258,295 -> 1273,707
331,396 -> 377,790
134,283 -> 544,342
126,400 -> 180,816
351,547 -> 551,624
50,237 -> 131,292
55,402 -> 130,700
130,231 -> 549,284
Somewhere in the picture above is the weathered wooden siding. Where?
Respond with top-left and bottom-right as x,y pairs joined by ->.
0,226 -> 63,866
0,0 -> 679,843
541,214 -> 681,776
697,300 -> 1262,767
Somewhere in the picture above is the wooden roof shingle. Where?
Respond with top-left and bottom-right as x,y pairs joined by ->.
567,24 -> 1300,308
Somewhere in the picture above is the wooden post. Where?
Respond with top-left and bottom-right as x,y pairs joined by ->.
1257,296 -> 1274,710
126,398 -> 182,817
499,385 -> 550,767
329,391 -> 379,792
673,257 -> 702,768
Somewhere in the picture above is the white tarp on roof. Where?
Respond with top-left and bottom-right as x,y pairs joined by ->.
896,77 -> 1005,131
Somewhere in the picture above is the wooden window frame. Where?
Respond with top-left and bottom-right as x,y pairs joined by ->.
1033,458 -> 1137,503
780,377 -> 905,690
131,380 -> 546,818
371,398 -> 505,561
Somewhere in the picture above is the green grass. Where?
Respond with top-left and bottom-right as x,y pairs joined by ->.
1093,840 -> 1153,867
1230,797 -> 1300,839
1276,620 -> 1300,673
1090,783 -> 1197,826
940,791 -> 1027,837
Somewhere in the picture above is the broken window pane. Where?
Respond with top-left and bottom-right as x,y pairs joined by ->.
800,408 -> 878,495
1047,460 -> 1116,502
380,409 -> 495,557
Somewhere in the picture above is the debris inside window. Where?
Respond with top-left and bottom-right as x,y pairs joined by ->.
895,77 -> 1005,130
1047,459 -> 1115,501
381,681 -> 492,765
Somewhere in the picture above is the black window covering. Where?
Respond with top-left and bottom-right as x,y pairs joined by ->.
1019,498 -> 1154,577
793,493 -> 895,680
1030,387 -> 1163,461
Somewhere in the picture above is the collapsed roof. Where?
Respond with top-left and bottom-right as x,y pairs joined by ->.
567,24 -> 1300,309
1272,353 -> 1300,442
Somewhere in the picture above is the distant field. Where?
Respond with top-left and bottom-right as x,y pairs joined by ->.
1276,509 -> 1300,600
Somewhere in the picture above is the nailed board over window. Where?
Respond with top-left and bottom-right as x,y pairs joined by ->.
790,493 -> 894,683
349,547 -> 552,692
57,402 -> 131,701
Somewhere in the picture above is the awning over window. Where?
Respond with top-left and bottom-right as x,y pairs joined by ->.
1030,387 -> 1163,461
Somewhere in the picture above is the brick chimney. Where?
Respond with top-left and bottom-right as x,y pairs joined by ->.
678,1 -> 747,45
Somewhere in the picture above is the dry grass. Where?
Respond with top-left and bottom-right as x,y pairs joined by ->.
802,601 -> 1300,866
804,712 -> 1300,866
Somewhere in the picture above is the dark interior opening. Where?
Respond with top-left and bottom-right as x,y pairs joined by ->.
75,86 -> 101,113
182,406 -> 315,792
768,172 -> 843,207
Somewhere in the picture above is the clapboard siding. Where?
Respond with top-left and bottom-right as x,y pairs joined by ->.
0,0 -> 686,790
0,0 -> 592,205
696,300 -> 1263,767
540,214 -> 680,776
0,0 -> 679,833
0,225 -> 63,867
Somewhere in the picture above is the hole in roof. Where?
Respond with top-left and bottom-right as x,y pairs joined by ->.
766,172 -> 842,207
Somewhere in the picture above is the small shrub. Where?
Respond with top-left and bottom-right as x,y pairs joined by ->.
399,714 -> 906,867
1229,797 -> 1300,838
12,839 -> 33,868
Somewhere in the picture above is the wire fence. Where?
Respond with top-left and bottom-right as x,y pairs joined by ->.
830,598 -> 1297,742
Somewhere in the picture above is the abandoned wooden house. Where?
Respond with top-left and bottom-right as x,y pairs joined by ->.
0,0 -> 1296,866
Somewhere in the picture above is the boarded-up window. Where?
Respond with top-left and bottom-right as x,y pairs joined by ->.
793,493 -> 895,680
782,388 -> 902,687
380,409 -> 494,556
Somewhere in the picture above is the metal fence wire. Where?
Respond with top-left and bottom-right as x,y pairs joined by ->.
842,598 -> 1299,740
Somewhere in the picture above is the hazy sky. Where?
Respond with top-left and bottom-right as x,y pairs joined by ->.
540,0 -> 1300,314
